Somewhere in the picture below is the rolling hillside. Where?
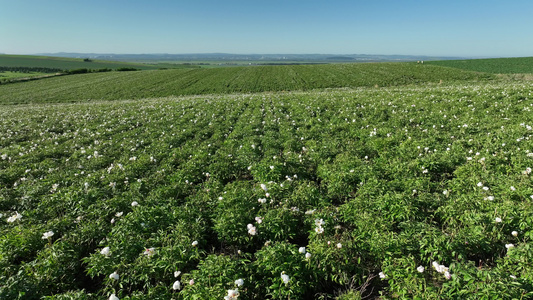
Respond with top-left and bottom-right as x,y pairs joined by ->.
0,63 -> 494,104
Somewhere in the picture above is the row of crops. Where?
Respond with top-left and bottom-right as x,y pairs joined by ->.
426,57 -> 533,74
0,63 -> 494,105
1,81 -> 532,299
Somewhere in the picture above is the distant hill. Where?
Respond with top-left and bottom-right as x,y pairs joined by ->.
36,52 -> 467,63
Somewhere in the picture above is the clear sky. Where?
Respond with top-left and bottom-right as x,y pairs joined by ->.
1,0 -> 532,57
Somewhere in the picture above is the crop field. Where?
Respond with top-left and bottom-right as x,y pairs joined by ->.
0,55 -> 163,71
0,71 -> 49,79
0,63 -> 494,105
426,57 -> 533,74
1,72 -> 533,299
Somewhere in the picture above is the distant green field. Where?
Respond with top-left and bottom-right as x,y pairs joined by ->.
0,54 -> 199,72
0,71 -> 47,79
0,63 -> 494,105
426,57 -> 533,74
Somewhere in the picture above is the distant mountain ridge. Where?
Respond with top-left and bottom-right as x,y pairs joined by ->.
36,52 -> 468,62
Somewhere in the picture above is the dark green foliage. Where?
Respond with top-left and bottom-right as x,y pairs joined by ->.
116,67 -> 139,72
67,68 -> 89,74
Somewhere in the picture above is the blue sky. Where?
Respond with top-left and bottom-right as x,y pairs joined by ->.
1,0 -> 532,57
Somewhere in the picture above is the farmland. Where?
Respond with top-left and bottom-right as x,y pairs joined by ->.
0,55 -> 199,83
426,57 -> 533,74
0,63 -> 494,105
0,55 -> 168,71
1,61 -> 533,299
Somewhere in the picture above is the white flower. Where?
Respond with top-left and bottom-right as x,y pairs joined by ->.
192,240 -> 198,247
143,247 -> 156,256
42,231 -> 54,239
260,183 -> 267,191
477,182 -> 483,187
299,247 -> 306,254
7,212 -> 22,223
379,272 -> 386,279
505,243 -> 514,249
315,226 -> 324,234
432,261 -> 439,270
482,186 -> 489,191
432,261 -> 448,273
314,219 -> 325,226
100,247 -> 111,257
189,279 -> 194,285
258,198 -> 267,204
131,201 -> 139,207
255,216 -> 263,224
444,271 -> 451,280
109,271 -> 119,280
512,231 -> 518,237
281,272 -> 290,284
495,217 -> 502,223
115,212 -> 123,217
510,186 -> 516,191
248,225 -> 257,235
439,265 -> 449,273
109,294 -> 119,300
443,190 -> 448,195
174,271 -> 181,278
336,243 -> 342,249
172,280 -> 181,290
510,275 -> 517,279
487,196 -> 494,201
227,289 -> 240,299
270,165 -> 275,170
305,252 -> 312,259
235,278 -> 244,286
417,265 -> 425,273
